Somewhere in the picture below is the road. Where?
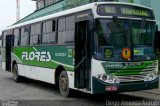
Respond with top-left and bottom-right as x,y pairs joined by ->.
0,67 -> 160,106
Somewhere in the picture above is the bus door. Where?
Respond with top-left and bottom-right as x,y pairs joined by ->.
75,20 -> 92,89
6,35 -> 14,72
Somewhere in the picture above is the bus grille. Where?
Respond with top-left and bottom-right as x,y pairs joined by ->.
113,67 -> 155,83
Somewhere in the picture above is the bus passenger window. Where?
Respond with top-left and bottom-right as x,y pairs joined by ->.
2,31 -> 7,47
58,30 -> 74,44
58,18 -> 65,31
66,16 -> 75,30
14,29 -> 21,47
21,26 -> 30,46
58,16 -> 75,45
7,30 -> 13,35
42,20 -> 56,44
52,20 -> 56,32
35,23 -> 42,45
32,35 -> 39,45
30,25 -> 35,45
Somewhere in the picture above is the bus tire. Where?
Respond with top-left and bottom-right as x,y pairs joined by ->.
59,71 -> 72,97
12,64 -> 21,82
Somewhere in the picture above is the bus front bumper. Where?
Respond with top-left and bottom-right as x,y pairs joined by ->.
92,76 -> 159,94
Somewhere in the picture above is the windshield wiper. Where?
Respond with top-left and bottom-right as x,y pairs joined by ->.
137,18 -> 146,38
113,16 -> 134,60
112,16 -> 127,45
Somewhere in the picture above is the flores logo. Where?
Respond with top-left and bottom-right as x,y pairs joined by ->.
22,51 -> 51,62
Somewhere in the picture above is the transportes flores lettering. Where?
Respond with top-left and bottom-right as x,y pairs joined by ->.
22,51 -> 51,62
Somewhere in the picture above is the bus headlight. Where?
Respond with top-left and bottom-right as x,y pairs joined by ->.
145,73 -> 157,81
96,74 -> 120,84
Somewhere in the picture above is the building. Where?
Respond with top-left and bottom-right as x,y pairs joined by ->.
33,0 -> 115,10
32,0 -> 160,30
32,0 -> 59,9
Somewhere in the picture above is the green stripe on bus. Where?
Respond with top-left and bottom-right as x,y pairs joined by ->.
12,46 -> 75,71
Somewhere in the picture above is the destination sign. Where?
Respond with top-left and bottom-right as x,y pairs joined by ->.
121,8 -> 149,16
97,4 -> 154,19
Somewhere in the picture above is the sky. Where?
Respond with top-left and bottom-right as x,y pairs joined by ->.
0,0 -> 36,35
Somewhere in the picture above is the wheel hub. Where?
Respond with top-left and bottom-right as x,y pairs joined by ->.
60,77 -> 67,91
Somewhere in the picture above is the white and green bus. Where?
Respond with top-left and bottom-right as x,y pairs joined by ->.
1,2 -> 159,96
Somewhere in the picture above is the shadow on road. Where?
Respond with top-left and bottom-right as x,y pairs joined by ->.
13,77 -> 147,104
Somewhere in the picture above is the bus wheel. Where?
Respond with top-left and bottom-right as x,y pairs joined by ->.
12,64 -> 21,82
59,71 -> 72,97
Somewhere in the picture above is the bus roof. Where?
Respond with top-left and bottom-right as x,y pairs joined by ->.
6,2 -> 153,31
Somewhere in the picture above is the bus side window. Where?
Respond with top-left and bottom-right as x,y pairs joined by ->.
7,30 -> 13,35
65,16 -> 75,44
58,18 -> 65,32
30,24 -> 35,45
42,20 -> 56,44
14,29 -> 20,47
35,23 -> 42,45
66,16 -> 75,30
21,26 -> 30,46
18,29 -> 21,46
2,31 -> 7,48
21,28 -> 25,46
58,16 -> 75,45
58,18 -> 65,44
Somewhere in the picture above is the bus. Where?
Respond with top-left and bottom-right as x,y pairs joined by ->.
1,2 -> 159,96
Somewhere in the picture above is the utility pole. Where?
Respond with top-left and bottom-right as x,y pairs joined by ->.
16,0 -> 20,21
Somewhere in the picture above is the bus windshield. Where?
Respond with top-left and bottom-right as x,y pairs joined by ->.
94,18 -> 156,61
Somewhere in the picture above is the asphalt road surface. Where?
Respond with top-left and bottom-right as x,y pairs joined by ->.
0,67 -> 160,106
